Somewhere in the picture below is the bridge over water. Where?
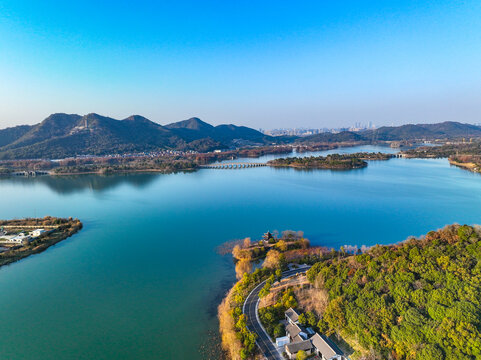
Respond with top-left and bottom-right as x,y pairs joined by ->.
200,162 -> 267,169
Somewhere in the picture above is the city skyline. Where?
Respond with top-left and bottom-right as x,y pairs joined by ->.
1,1 -> 481,129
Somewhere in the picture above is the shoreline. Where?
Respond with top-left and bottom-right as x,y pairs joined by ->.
0,217 -> 83,268
219,224 -> 481,359
449,159 -> 480,173
50,167 -> 198,176
0,142 -> 371,178
268,162 -> 368,170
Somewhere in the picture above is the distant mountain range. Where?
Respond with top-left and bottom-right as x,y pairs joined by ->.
0,113 -> 272,159
299,121 -> 481,143
1,115 -> 480,160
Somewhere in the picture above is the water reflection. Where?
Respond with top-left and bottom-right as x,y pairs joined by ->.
0,173 -> 161,195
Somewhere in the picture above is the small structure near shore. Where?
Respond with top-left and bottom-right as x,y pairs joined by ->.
0,217 -> 82,268
282,308 -> 346,360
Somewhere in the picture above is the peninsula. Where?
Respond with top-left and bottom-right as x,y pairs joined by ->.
401,141 -> 481,174
0,217 -> 82,268
219,225 -> 481,360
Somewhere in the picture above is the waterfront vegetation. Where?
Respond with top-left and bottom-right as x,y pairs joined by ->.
259,287 -> 298,338
306,224 -> 481,360
52,156 -> 198,174
221,224 -> 481,360
402,141 -> 481,158
219,231 -> 335,359
0,144 -> 338,176
0,217 -> 82,268
449,155 -> 481,174
0,156 -> 198,175
267,153 -> 393,170
403,142 -> 481,174
218,266 -> 274,360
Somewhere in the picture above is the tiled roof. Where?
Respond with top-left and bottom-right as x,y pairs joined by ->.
310,333 -> 343,358
285,339 -> 312,354
285,307 -> 299,322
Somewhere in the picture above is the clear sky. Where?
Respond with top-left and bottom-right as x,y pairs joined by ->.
1,0 -> 481,129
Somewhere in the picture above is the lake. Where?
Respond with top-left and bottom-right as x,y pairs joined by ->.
1,145 -> 481,359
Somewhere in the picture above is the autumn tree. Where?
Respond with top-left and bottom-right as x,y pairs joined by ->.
263,250 -> 285,269
276,239 -> 287,252
233,245 -> 252,261
296,350 -> 307,360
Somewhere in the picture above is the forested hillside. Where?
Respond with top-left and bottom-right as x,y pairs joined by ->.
0,114 -> 272,159
306,224 -> 481,360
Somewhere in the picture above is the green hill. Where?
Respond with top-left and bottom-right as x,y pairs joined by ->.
0,114 -> 272,159
306,224 -> 481,359
363,121 -> 481,141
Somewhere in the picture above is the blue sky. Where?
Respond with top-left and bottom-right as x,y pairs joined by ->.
1,0 -> 481,128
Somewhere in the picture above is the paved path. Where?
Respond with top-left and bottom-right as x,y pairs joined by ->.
243,266 -> 311,360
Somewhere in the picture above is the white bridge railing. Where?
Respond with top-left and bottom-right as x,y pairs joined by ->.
200,162 -> 267,169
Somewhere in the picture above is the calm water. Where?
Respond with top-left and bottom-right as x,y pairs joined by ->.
1,146 -> 481,359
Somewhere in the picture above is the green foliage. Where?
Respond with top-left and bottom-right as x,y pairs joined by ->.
306,311 -> 317,327
259,274 -> 276,298
403,141 -> 481,159
267,153 -> 374,169
417,344 -> 444,360
0,113 -> 271,160
259,288 -> 297,339
306,224 -> 481,359
297,313 -> 306,326
229,267 -> 274,358
296,350 -> 307,360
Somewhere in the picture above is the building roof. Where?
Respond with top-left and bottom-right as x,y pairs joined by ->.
310,333 -> 343,358
286,323 -> 301,338
285,339 -> 312,354
285,307 -> 299,322
287,321 -> 310,340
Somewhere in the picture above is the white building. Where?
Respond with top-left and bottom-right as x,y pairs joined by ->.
0,233 -> 31,244
30,229 -> 46,237
275,335 -> 289,347
283,309 -> 347,360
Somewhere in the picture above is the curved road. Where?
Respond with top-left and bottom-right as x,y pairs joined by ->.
243,266 -> 311,360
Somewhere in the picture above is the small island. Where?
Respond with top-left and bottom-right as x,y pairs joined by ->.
267,152 -> 393,170
0,216 -> 82,268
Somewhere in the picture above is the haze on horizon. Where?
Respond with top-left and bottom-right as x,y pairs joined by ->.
1,0 -> 481,129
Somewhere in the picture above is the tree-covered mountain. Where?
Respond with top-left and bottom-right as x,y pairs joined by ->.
166,117 -> 269,144
362,121 -> 481,141
2,116 -> 480,160
0,114 -> 272,159
298,122 -> 481,143
306,224 -> 481,359
0,124 -> 33,148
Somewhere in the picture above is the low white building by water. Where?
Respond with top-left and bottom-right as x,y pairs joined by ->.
0,233 -> 31,244
30,229 -> 46,237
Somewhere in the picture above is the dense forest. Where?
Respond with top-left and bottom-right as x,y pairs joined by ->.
402,142 -> 481,174
402,142 -> 481,158
51,156 -> 198,174
267,152 -> 392,169
306,224 -> 481,360
0,113 -> 272,160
